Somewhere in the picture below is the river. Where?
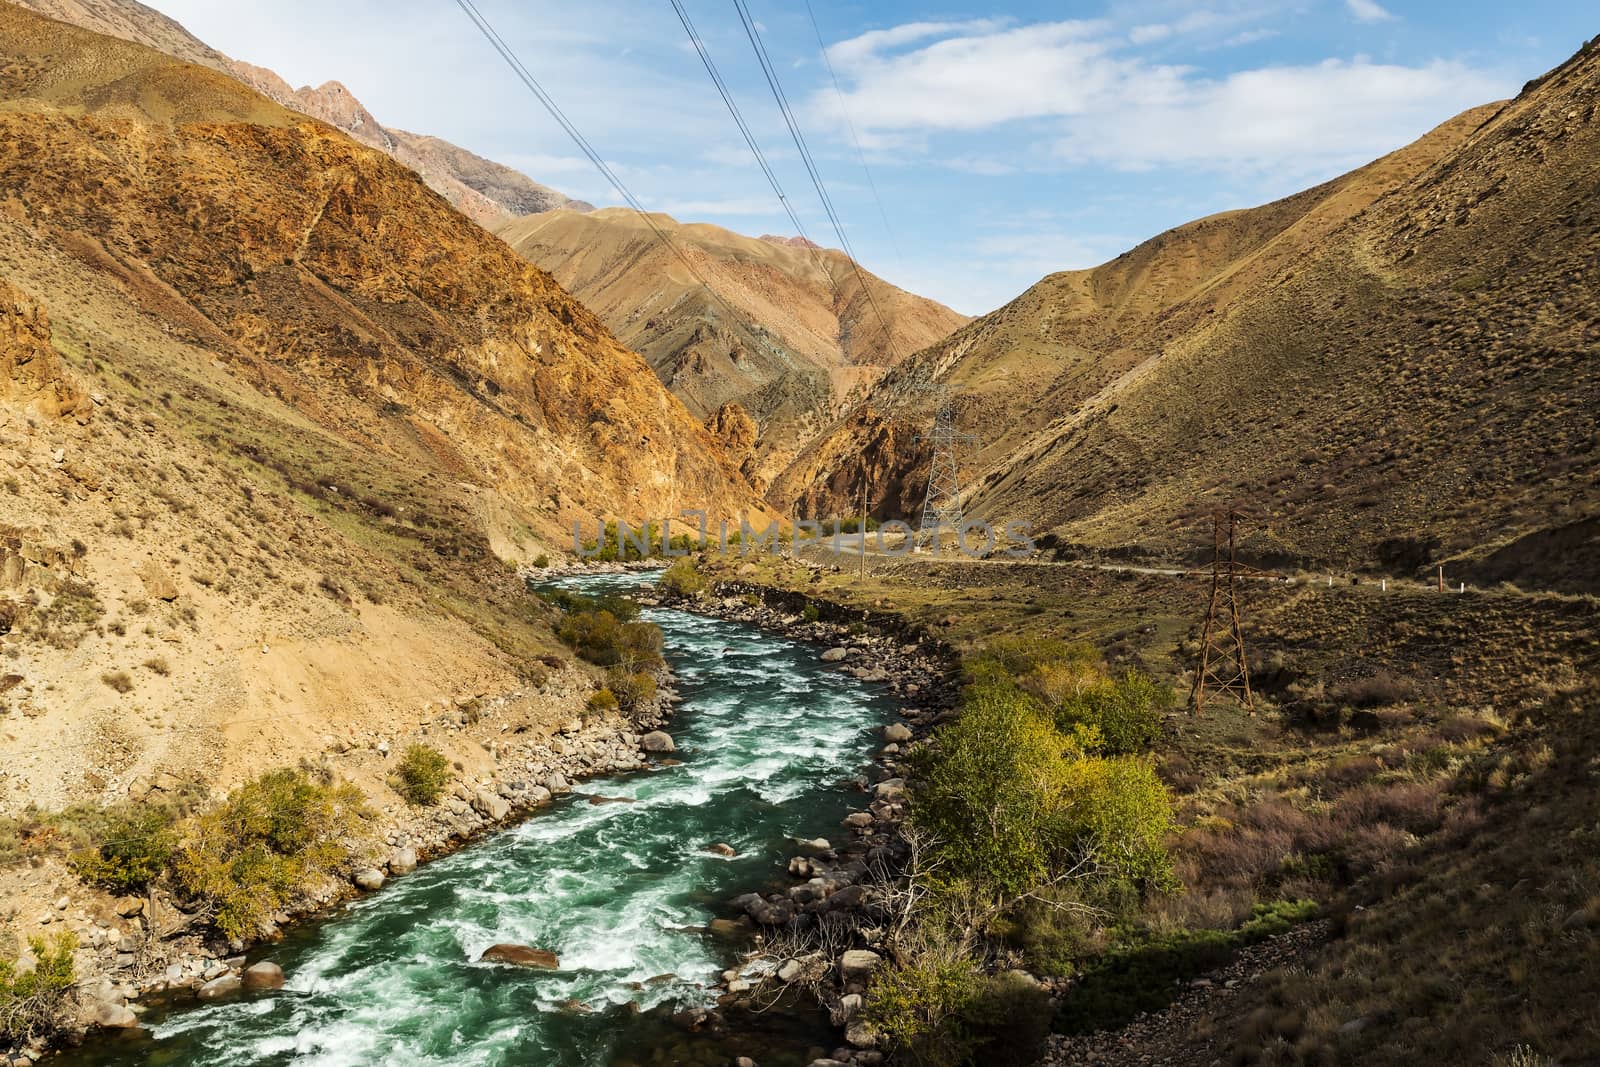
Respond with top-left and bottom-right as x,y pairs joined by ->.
57,570 -> 896,1067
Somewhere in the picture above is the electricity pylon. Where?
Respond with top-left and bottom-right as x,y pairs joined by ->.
1190,508 -> 1255,714
915,387 -> 974,550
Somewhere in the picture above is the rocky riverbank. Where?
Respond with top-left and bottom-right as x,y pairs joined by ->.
7,630 -> 683,1065
651,569 -> 960,1066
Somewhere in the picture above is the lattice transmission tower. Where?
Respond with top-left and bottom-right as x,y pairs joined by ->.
915,388 -> 973,549
1190,508 -> 1256,714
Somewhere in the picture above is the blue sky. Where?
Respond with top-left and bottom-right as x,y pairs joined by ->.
157,0 -> 1594,315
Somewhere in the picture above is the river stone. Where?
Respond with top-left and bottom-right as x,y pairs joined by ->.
472,789 -> 510,821
843,812 -> 874,828
776,958 -> 804,983
641,730 -> 675,753
93,1001 -> 140,1029
353,868 -> 385,892
708,917 -> 749,939
881,723 -> 912,743
479,944 -> 559,969
819,647 -> 848,662
839,950 -> 881,980
873,778 -> 906,800
845,1020 -> 880,1049
388,846 -> 418,875
196,974 -> 241,1001
241,961 -> 285,992
704,842 -> 737,857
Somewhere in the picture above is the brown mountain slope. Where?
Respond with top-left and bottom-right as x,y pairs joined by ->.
3,0 -> 586,226
779,40 -> 1600,590
0,5 -> 764,816
496,208 -> 968,489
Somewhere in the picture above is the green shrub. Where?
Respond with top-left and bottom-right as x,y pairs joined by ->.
1059,755 -> 1177,891
393,744 -> 451,806
1056,671 -> 1171,755
867,958 -> 982,1067
659,559 -> 707,596
867,963 -> 1051,1067
550,598 -> 663,670
959,972 -> 1054,1065
606,668 -> 657,714
171,769 -> 369,941
911,656 -> 1176,899
908,679 -> 1085,897
0,931 -> 77,1045
587,688 -> 619,713
801,603 -> 821,623
70,806 -> 178,892
532,553 -> 550,569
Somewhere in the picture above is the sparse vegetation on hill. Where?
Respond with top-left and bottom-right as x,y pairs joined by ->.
171,769 -> 371,941
0,932 -> 77,1046
393,745 -> 452,806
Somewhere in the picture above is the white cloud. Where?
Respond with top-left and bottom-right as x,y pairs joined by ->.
1054,57 -> 1504,175
1346,0 -> 1397,23
814,20 -> 1122,131
808,19 -> 1509,178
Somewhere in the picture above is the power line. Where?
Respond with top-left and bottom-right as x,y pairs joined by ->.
670,0 -> 900,361
729,0 -> 903,365
801,0 -> 905,274
451,0 -> 770,358
668,0 -> 812,250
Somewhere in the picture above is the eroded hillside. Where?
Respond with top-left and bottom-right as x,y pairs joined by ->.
498,208 -> 968,490
0,5 -> 762,818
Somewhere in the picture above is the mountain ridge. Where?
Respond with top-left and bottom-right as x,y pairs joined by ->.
3,0 -> 587,225
777,44 -> 1600,590
497,207 -> 968,490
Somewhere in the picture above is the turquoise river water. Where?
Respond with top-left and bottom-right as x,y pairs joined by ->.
57,571 -> 895,1067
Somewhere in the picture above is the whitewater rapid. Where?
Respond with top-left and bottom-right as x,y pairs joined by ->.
61,571 -> 892,1066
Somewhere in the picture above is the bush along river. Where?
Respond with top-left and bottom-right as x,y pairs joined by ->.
53,569 -> 937,1067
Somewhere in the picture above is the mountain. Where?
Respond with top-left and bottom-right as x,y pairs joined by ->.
496,208 -> 968,490
4,0 -> 588,226
778,37 -> 1600,591
0,5 -> 763,814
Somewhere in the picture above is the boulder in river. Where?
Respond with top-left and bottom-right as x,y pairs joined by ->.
704,842 -> 737,856
241,961 -> 285,992
641,730 -> 676,753
479,944 -> 559,969
197,974 -> 241,1001
882,723 -> 913,743
353,868 -> 385,891
820,647 -> 848,662
93,1001 -> 140,1029
388,846 -> 418,876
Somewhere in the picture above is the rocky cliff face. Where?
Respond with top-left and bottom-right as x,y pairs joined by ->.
0,278 -> 88,420
4,0 -> 584,226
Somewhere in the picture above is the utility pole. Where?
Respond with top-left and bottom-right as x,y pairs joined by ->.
915,387 -> 974,552
1190,508 -> 1255,714
858,477 -> 868,582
